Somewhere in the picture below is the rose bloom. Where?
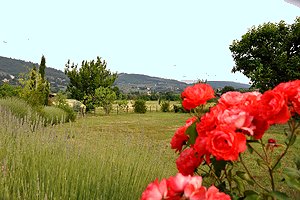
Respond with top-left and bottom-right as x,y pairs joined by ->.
171,126 -> 189,153
140,178 -> 168,200
176,148 -> 202,176
274,80 -> 300,115
196,104 -> 225,134
217,107 -> 255,135
141,173 -> 231,200
206,185 -> 231,200
257,90 -> 290,125
181,83 -> 215,110
206,125 -> 247,161
171,117 -> 197,152
251,117 -> 270,140
218,91 -> 245,107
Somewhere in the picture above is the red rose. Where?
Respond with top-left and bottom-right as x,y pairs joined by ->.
218,91 -> 245,107
258,90 -> 290,125
140,178 -> 168,200
217,107 -> 254,133
181,83 -> 215,110
206,185 -> 231,200
251,117 -> 270,140
196,104 -> 225,134
170,126 -> 189,152
274,80 -> 300,115
207,125 -> 247,161
176,148 -> 202,176
171,117 -> 197,152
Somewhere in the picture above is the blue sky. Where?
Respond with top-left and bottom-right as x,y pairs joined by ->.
0,0 -> 299,84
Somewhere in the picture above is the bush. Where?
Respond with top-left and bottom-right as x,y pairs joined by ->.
133,99 -> 147,113
173,104 -> 187,113
39,106 -> 67,125
160,101 -> 170,112
0,97 -> 31,120
56,104 -> 76,122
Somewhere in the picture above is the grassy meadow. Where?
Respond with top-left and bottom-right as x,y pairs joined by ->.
0,100 -> 299,199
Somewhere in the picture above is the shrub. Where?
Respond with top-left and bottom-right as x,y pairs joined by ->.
173,104 -> 187,113
0,97 -> 31,120
133,99 -> 147,113
56,104 -> 76,122
160,101 -> 170,112
39,106 -> 67,125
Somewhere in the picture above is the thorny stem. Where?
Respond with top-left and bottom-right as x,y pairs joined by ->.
207,163 -> 223,185
272,121 -> 298,171
239,154 -> 269,193
247,143 -> 268,165
259,139 -> 275,191
224,165 -> 233,193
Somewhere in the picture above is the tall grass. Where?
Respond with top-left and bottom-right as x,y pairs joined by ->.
0,108 -> 181,199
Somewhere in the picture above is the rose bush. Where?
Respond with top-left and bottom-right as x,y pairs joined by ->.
141,80 -> 300,200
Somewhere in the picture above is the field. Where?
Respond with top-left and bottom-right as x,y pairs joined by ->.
0,103 -> 299,199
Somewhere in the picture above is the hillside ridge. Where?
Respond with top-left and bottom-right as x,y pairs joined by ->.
0,56 -> 250,93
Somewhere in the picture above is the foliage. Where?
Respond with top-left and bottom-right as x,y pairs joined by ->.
0,83 -> 20,98
19,57 -> 50,106
52,92 -> 76,122
133,99 -> 147,113
116,99 -> 129,111
0,97 -> 31,120
220,85 -> 235,94
64,57 -> 117,110
39,106 -> 68,125
173,104 -> 187,113
39,55 -> 46,80
94,87 -> 117,115
230,17 -> 300,92
160,101 -> 170,112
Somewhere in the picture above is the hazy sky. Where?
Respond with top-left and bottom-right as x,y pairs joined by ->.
0,0 -> 299,84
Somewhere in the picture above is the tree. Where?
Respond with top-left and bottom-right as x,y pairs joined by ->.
65,57 -> 117,111
39,55 -> 46,80
0,83 -> 20,98
38,56 -> 50,105
230,17 -> 300,92
220,86 -> 235,94
133,99 -> 147,113
94,87 -> 117,115
19,66 -> 50,106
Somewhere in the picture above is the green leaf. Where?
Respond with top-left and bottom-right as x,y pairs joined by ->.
186,122 -> 197,145
256,159 -> 266,168
233,177 -> 245,194
283,167 -> 300,178
283,167 -> 300,191
212,159 -> 227,177
244,190 -> 259,200
246,143 -> 254,154
236,171 -> 254,186
283,175 -> 300,191
294,156 -> 300,170
267,191 -> 290,200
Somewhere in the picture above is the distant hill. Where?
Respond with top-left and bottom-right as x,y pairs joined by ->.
114,73 -> 188,93
0,56 -> 68,92
115,73 -> 250,93
0,56 -> 250,93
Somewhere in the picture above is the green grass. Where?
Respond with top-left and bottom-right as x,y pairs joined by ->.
0,104 -> 299,199
0,107 -> 190,199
